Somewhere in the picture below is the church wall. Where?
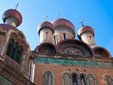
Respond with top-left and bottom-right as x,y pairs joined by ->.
34,61 -> 113,85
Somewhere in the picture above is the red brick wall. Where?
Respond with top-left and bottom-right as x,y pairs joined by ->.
34,63 -> 113,85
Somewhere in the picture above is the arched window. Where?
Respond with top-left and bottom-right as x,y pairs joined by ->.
63,33 -> 66,39
72,73 -> 78,85
104,75 -> 113,85
80,74 -> 87,85
87,74 -> 97,85
46,32 -> 48,40
10,43 -> 16,59
6,38 -> 22,64
43,71 -> 53,85
62,72 -> 71,85
53,35 -> 58,45
6,38 -> 14,56
89,36 -> 92,44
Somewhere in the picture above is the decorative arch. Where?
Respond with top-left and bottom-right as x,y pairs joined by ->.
93,46 -> 111,58
79,74 -> 87,85
87,74 -> 97,85
57,39 -> 93,56
62,72 -> 71,85
43,71 -> 53,85
35,42 -> 57,54
104,75 -> 113,85
6,38 -> 22,64
71,73 -> 79,85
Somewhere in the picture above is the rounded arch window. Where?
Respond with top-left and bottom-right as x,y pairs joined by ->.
104,75 -> 113,85
6,38 -> 22,64
42,71 -> 53,85
62,72 -> 71,85
80,74 -> 87,85
71,73 -> 78,85
87,74 -> 97,85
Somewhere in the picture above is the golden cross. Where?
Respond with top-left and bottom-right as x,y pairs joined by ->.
80,20 -> 84,26
43,16 -> 48,21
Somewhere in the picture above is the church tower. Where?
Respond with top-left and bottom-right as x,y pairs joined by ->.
33,18 -> 113,85
0,8 -> 34,85
0,6 -> 113,85
78,25 -> 96,48
38,21 -> 54,43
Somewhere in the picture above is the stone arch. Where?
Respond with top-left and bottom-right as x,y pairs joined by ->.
57,39 -> 93,57
79,73 -> 87,85
93,46 -> 111,58
62,72 -> 71,85
104,75 -> 113,85
71,73 -> 79,85
87,74 -> 97,85
35,42 -> 57,54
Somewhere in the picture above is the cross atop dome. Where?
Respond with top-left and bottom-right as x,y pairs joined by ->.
80,20 -> 84,26
15,3 -> 19,10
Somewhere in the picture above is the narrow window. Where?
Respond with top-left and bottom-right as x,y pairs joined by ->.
72,73 -> 78,85
89,36 -> 93,44
54,35 -> 58,45
63,33 -> 66,39
62,73 -> 71,85
105,75 -> 113,85
43,71 -> 53,85
54,35 -> 56,44
10,44 -> 16,59
80,74 -> 86,85
6,38 -> 14,56
87,74 -> 97,85
46,32 -> 48,40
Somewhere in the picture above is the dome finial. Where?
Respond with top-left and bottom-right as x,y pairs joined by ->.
43,16 -> 48,21
80,20 -> 84,26
15,3 -> 19,10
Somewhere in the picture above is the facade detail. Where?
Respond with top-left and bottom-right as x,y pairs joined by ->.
43,71 -> 53,85
33,17 -> 113,85
0,8 -> 113,85
0,9 -> 34,85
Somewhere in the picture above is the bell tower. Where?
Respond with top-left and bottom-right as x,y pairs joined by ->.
0,8 -> 34,85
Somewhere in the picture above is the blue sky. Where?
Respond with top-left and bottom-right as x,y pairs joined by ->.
0,0 -> 113,56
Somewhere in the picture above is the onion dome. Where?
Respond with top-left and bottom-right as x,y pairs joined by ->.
2,9 -> 22,27
38,21 -> 54,35
51,18 -> 75,33
78,26 -> 94,37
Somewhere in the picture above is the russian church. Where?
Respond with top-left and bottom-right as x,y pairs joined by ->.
0,8 -> 113,85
